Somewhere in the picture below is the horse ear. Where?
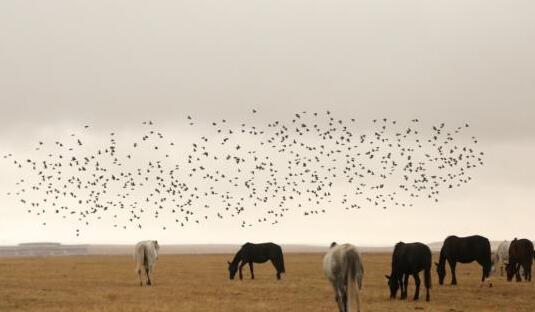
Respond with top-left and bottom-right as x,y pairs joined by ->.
385,275 -> 390,280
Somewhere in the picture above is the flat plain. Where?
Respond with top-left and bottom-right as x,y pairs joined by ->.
1,253 -> 534,312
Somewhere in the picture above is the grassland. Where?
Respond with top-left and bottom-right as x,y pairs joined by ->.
1,253 -> 534,311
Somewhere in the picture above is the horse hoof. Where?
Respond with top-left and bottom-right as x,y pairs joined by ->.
489,283 -> 493,288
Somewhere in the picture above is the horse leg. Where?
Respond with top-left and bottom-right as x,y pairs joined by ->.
528,263 -> 532,282
333,280 -> 346,312
413,273 -> 420,301
448,260 -> 457,286
146,267 -> 151,286
424,267 -> 431,302
331,283 -> 341,312
239,261 -> 246,280
137,269 -> 143,286
478,260 -> 492,287
399,276 -> 406,300
401,274 -> 409,300
515,263 -> 522,282
341,280 -> 348,312
522,263 -> 529,282
270,259 -> 281,280
355,284 -> 362,312
249,262 -> 255,280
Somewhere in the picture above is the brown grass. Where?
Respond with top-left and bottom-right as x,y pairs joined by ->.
1,253 -> 534,311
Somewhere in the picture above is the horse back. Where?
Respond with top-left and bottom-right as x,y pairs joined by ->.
509,239 -> 534,264
241,242 -> 282,263
392,242 -> 431,275
443,235 -> 491,264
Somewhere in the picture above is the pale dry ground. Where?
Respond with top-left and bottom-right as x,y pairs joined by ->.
0,253 -> 534,312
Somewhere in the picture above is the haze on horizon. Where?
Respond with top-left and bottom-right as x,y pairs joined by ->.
0,0 -> 534,246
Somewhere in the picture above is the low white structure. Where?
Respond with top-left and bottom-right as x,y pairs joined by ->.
0,242 -> 89,257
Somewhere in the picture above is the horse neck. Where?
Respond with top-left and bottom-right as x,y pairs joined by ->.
438,248 -> 447,267
230,249 -> 243,267
389,262 -> 401,279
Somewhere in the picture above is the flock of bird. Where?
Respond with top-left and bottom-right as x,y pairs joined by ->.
2,110 -> 484,236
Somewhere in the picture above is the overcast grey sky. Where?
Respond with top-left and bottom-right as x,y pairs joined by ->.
0,0 -> 534,246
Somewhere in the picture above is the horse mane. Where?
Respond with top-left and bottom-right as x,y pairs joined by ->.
390,242 -> 405,277
230,248 -> 243,267
437,246 -> 446,269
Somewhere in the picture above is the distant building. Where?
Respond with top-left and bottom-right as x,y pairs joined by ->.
0,242 -> 89,257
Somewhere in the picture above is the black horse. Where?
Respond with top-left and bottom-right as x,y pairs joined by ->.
506,238 -> 534,282
435,235 -> 492,287
386,242 -> 432,301
227,242 -> 285,280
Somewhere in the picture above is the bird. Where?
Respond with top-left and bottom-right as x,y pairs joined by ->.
4,111 -> 484,236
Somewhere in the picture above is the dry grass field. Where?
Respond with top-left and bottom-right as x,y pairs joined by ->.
1,253 -> 534,312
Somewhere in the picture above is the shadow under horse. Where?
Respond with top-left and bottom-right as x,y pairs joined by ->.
227,242 -> 285,280
435,235 -> 492,287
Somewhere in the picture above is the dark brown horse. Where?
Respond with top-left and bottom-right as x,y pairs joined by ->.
435,235 -> 492,287
506,238 -> 534,282
227,242 -> 285,280
386,242 -> 432,301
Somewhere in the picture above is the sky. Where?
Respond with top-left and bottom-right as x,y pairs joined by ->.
0,0 -> 534,246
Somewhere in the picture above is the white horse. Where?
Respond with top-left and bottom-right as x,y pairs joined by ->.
323,242 -> 364,312
492,240 -> 510,276
134,240 -> 160,286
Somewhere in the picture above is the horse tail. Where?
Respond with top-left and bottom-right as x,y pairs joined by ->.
278,248 -> 286,273
143,245 -> 149,270
346,250 -> 361,312
424,266 -> 432,289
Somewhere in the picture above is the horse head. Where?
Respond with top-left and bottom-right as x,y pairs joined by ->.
505,262 -> 515,281
435,262 -> 446,285
385,274 -> 399,299
153,240 -> 160,259
227,261 -> 238,280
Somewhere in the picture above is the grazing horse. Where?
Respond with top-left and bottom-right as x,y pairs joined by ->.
506,238 -> 534,282
492,240 -> 510,276
435,235 -> 492,287
134,240 -> 160,286
323,242 -> 364,312
386,242 -> 432,301
227,242 -> 285,280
